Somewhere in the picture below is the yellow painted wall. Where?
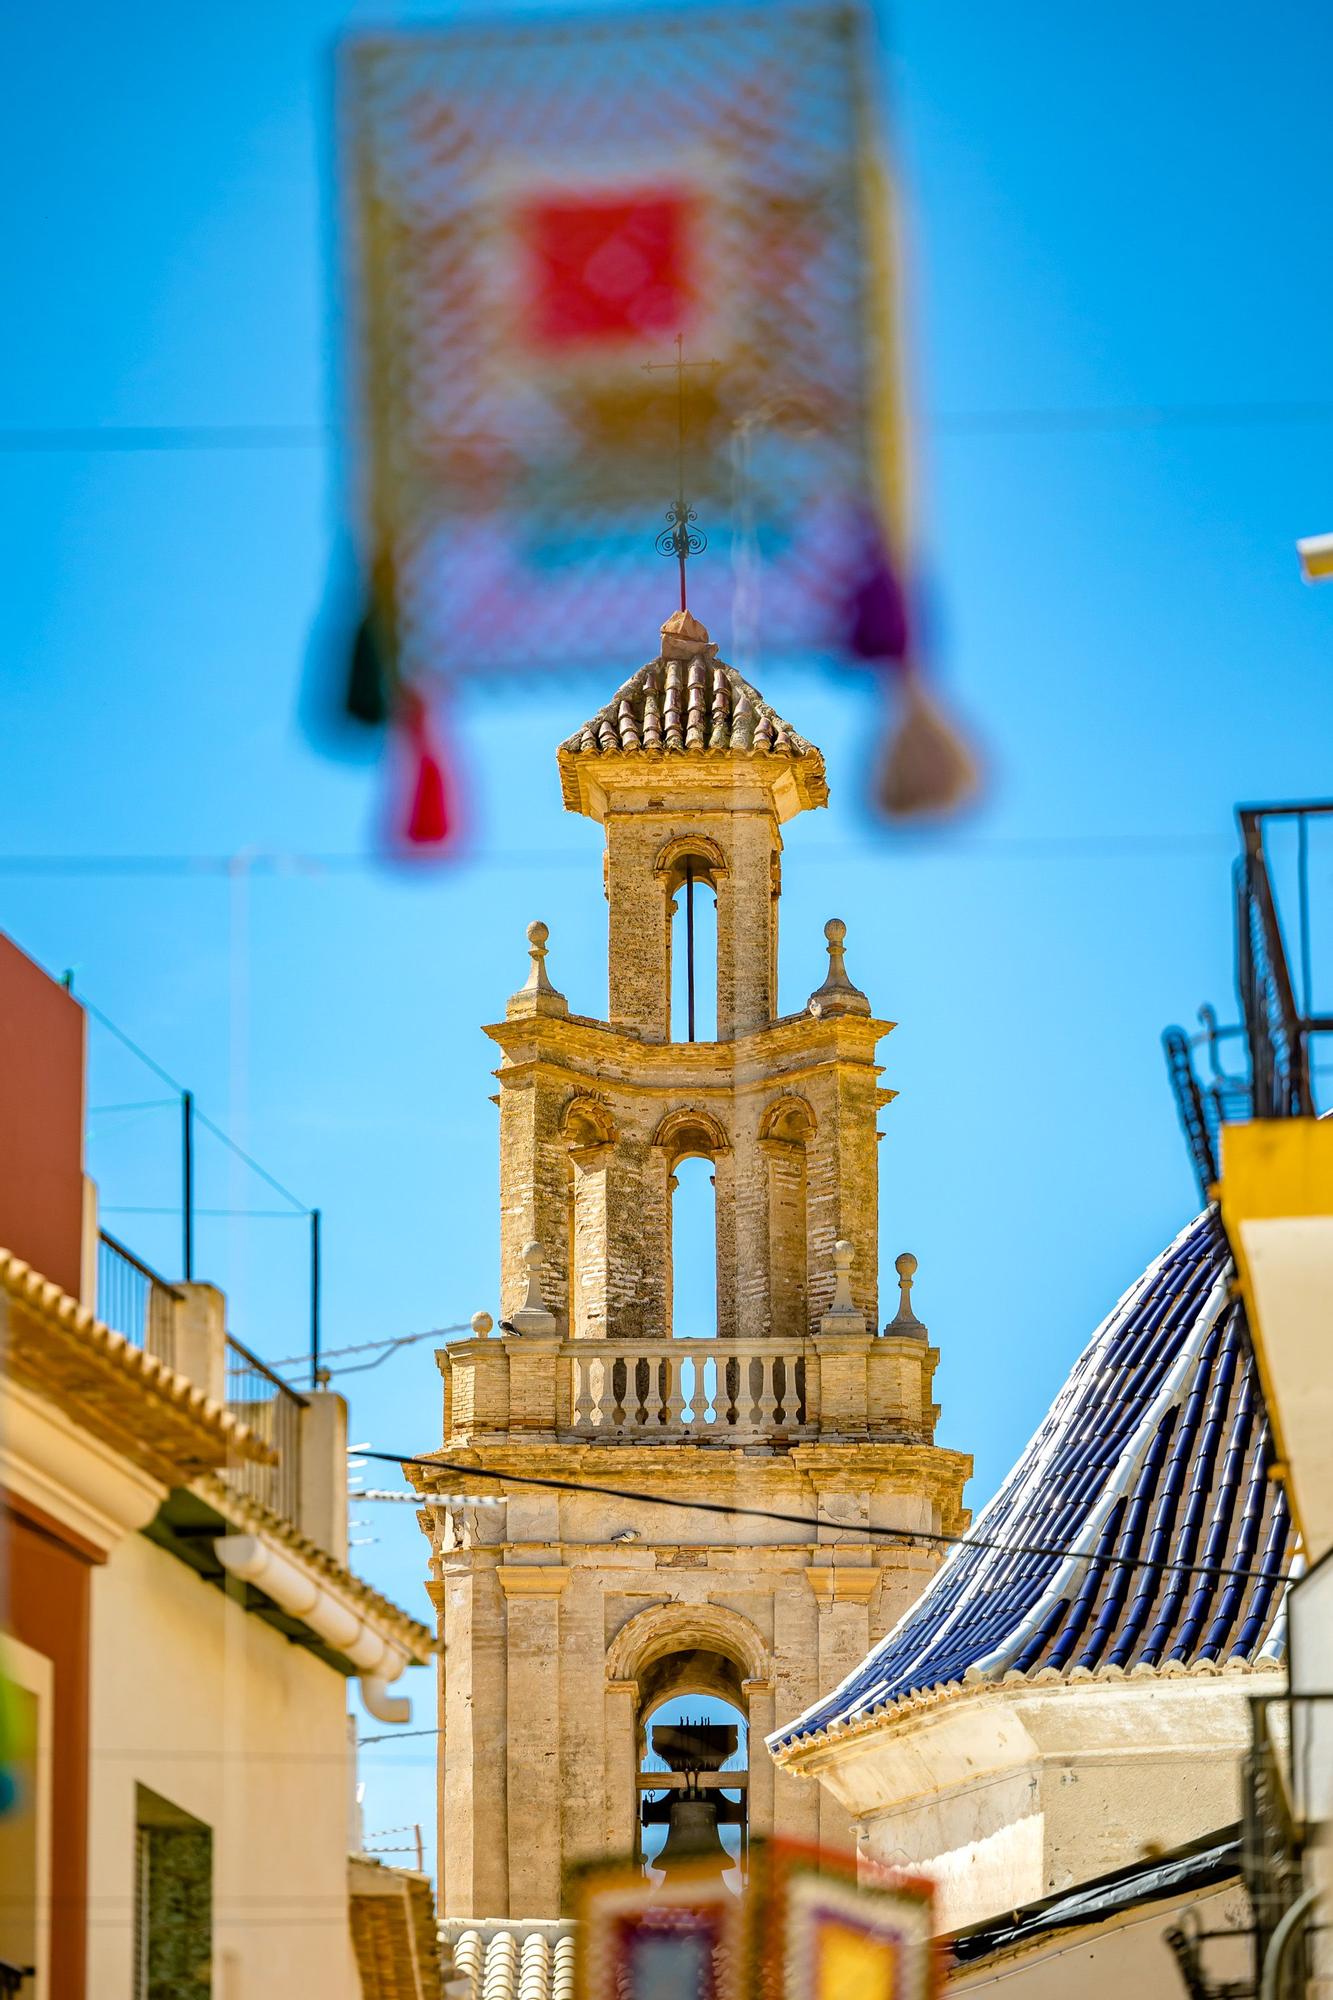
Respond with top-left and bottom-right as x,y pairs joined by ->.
87,1525 -> 361,1999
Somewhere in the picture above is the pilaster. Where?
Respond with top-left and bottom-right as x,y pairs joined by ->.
498,1566 -> 570,1916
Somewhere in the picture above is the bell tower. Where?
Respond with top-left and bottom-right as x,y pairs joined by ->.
414,612 -> 971,1920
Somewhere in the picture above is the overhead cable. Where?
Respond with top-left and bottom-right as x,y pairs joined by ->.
359,1449 -> 1295,1593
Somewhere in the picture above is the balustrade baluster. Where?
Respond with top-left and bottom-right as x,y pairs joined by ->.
574,1355 -> 596,1431
665,1352 -> 687,1428
758,1355 -> 779,1428
746,1353 -> 764,1429
701,1354 -> 718,1426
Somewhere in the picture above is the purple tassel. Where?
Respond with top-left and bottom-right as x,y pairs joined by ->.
846,539 -> 910,664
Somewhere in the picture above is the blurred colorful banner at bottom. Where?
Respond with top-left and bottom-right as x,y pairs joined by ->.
570,1840 -> 937,2000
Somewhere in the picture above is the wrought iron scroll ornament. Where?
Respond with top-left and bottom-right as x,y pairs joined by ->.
655,499 -> 707,568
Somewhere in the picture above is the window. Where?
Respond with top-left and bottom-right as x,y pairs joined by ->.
133,1788 -> 212,2000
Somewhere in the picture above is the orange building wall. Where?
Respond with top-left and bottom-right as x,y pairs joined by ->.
0,931 -> 86,1299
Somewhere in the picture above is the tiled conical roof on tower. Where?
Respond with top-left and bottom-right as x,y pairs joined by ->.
558,610 -> 828,814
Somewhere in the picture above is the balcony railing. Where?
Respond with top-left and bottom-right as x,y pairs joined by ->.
445,1327 -> 940,1447
97,1231 -> 182,1368
222,1333 -> 307,1525
1165,802 -> 1333,1201
571,1340 -> 811,1440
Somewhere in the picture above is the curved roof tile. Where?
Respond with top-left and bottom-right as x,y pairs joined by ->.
557,615 -> 828,814
772,1211 -> 1293,1752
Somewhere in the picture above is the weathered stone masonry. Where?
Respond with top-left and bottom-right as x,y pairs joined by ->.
412,610 -> 972,1918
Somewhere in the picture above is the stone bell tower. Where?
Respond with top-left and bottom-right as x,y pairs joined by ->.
413,611 -> 971,1919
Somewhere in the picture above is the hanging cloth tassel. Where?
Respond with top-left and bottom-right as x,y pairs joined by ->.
876,670 -> 980,818
843,528 -> 981,820
396,689 -> 454,848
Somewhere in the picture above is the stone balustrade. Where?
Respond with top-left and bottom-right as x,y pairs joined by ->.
440,1326 -> 939,1447
571,1339 -> 811,1440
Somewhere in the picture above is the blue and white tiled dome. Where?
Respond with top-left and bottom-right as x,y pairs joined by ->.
772,1211 -> 1293,1752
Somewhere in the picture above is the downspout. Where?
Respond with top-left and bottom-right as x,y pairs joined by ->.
214,1533 -> 413,1723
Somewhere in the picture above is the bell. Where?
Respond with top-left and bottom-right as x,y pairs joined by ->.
654,1794 -> 733,1886
643,1719 -> 745,1889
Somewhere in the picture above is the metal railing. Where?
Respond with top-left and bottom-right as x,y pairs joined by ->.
1237,807 -> 1333,1120
97,1231 -> 182,1368
1165,803 -> 1333,1201
571,1340 -> 812,1440
222,1333 -> 308,1526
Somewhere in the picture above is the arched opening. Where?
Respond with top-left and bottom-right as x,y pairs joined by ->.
670,866 -> 717,1043
637,1681 -> 748,1889
657,837 -> 727,1045
671,1153 -> 717,1340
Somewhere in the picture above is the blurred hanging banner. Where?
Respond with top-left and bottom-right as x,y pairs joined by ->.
333,2 -> 977,841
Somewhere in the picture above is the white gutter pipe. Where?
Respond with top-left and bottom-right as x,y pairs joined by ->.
359,1675 -> 412,1725
214,1534 -> 412,1723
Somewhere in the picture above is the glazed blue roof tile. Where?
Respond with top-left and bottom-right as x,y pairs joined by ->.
771,1211 -> 1292,1751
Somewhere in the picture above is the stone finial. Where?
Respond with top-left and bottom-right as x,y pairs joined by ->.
507,919 -> 568,1020
819,1238 -> 867,1336
806,919 -> 871,1019
659,608 -> 717,660
511,1240 -> 558,1337
885,1251 -> 927,1339
470,1311 -> 494,1339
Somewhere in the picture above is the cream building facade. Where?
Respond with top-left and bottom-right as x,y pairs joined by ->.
0,931 -> 434,2000
412,612 -> 972,1919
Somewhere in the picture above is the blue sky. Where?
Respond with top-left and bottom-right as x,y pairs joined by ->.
4,0 -> 1333,1882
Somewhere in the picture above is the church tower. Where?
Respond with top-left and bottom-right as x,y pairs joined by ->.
413,611 -> 971,1919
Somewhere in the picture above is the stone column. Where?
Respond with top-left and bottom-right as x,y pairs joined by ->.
606,820 -> 671,1042
717,812 -> 779,1037
498,1566 -> 570,1917
442,1560 -> 509,1916
604,1679 -> 640,1860
743,1678 -> 776,1841
712,1148 -> 737,1341
570,1143 -> 612,1338
771,1579 -> 821,1846
806,1570 -> 878,1855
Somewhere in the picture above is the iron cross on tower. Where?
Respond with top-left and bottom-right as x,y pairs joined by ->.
643,334 -> 720,612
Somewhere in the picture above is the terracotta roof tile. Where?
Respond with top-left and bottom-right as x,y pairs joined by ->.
1,1247 -> 273,1480
558,614 -> 827,808
442,1920 -> 576,2000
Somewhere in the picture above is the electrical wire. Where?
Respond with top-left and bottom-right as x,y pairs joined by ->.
4,400 -> 1333,452
268,1322 -> 469,1371
361,1449 -> 1295,1592
0,833 -> 1233,876
74,985 -> 311,1215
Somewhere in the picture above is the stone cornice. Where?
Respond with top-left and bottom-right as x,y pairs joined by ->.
805,1568 -> 881,1604
482,1012 -> 894,1084
496,1564 -> 571,1597
1,1247 -> 273,1485
413,1439 -> 970,1492
770,1650 -> 1286,1770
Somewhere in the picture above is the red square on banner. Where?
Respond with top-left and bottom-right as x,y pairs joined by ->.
522,191 -> 693,347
